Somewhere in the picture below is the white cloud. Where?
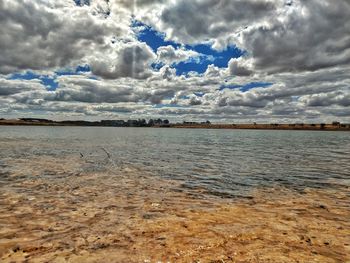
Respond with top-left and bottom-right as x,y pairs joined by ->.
0,0 -> 129,74
156,45 -> 201,65
228,57 -> 254,77
90,42 -> 156,79
0,0 -> 349,122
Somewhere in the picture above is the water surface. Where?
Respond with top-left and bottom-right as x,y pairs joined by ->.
1,126 -> 350,262
1,126 -> 349,197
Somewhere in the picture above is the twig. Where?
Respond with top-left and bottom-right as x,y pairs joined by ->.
101,147 -> 111,159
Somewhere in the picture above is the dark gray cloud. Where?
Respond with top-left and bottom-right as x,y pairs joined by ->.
159,0 -> 276,45
302,90 -> 350,107
240,0 -> 350,74
0,78 -> 44,96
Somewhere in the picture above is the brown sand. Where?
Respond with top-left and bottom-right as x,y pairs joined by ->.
0,155 -> 349,262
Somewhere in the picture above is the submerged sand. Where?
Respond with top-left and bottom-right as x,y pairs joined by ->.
0,155 -> 349,263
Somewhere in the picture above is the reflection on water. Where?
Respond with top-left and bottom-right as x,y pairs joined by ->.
0,126 -> 349,262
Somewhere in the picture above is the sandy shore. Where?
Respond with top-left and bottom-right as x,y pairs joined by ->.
0,155 -> 349,262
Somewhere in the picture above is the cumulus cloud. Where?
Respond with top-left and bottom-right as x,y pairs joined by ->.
155,0 -> 277,46
0,0 -> 350,122
142,0 -> 350,74
90,42 -> 156,79
236,0 -> 350,74
301,90 -> 350,107
156,46 -> 201,65
0,78 -> 45,96
0,0 -> 128,74
228,57 -> 253,76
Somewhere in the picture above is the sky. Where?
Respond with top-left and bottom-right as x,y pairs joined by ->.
0,0 -> 350,123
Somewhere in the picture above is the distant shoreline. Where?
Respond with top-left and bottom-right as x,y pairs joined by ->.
170,123 -> 350,131
1,119 -> 350,131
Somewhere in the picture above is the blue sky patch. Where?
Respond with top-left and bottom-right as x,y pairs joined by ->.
9,72 -> 58,90
74,0 -> 90,6
76,64 -> 91,73
9,65 -> 93,90
56,65 -> 91,76
194,92 -> 205,97
186,44 -> 245,68
151,62 -> 164,71
134,20 -> 180,52
219,82 -> 273,92
176,44 -> 244,75
134,20 -> 245,76
174,60 -> 208,76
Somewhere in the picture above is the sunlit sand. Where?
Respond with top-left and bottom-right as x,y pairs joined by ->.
1,154 -> 349,262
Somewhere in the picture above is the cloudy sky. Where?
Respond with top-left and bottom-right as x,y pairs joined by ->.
1,0 -> 350,122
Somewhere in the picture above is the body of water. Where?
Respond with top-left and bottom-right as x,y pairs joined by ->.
1,126 -> 349,198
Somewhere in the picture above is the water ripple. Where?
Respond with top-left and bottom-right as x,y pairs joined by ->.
0,127 -> 349,198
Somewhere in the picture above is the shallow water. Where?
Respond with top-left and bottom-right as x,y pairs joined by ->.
0,126 -> 349,262
1,126 -> 349,197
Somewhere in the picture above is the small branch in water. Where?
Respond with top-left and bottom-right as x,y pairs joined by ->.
79,152 -> 84,158
101,147 -> 111,159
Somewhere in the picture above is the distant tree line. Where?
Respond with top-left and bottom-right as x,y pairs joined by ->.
16,118 -> 171,127
97,119 -> 170,127
3,118 -> 349,129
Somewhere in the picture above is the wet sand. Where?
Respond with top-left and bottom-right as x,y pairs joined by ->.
0,155 -> 349,262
